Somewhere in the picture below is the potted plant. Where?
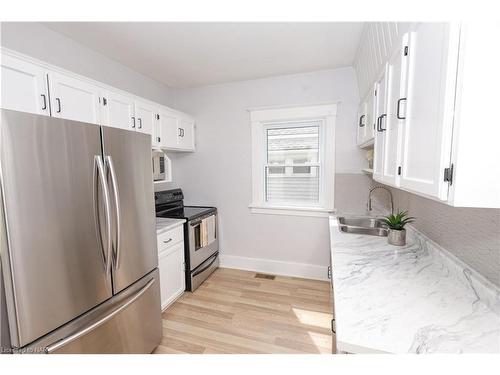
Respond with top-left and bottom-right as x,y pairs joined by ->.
382,210 -> 415,246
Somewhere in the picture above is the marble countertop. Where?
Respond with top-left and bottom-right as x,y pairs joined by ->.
156,217 -> 185,235
329,215 -> 500,354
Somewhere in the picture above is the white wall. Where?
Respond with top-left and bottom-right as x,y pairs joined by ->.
0,22 -> 176,107
170,68 -> 363,279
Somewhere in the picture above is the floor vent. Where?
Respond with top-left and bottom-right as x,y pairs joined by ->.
255,273 -> 276,280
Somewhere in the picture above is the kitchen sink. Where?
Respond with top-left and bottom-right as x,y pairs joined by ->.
337,216 -> 388,237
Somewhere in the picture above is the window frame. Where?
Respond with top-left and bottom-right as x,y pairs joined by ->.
249,103 -> 337,217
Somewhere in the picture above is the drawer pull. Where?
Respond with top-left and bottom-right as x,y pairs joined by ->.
163,238 -> 173,244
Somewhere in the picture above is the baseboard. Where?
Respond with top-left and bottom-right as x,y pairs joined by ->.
219,254 -> 329,281
161,289 -> 184,312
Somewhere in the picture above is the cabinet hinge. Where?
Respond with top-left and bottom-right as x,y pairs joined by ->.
397,166 -> 402,176
404,46 -> 409,56
102,97 -> 107,106
444,164 -> 454,185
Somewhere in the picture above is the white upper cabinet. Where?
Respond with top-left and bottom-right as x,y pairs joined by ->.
0,54 -> 50,116
355,22 -> 499,208
399,23 -> 460,201
100,90 -> 135,130
356,102 -> 366,145
364,91 -> 375,144
381,40 -> 406,187
372,70 -> 387,181
134,100 -> 156,136
446,23 -> 500,208
158,108 -> 179,149
157,108 -> 196,152
177,117 -> 195,151
48,72 -> 101,125
356,91 -> 376,147
1,49 -> 196,152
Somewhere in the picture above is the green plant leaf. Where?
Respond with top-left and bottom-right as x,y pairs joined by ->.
383,210 -> 415,229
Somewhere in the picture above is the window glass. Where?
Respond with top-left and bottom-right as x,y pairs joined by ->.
265,122 -> 321,204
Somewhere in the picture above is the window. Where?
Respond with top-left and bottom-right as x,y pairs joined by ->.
265,123 -> 321,204
249,103 -> 337,217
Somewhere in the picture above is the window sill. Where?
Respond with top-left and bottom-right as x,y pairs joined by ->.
249,205 -> 335,218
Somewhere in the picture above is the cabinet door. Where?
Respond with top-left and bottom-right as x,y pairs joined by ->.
48,72 -> 100,124
364,87 -> 376,143
134,100 -> 157,136
356,102 -> 367,146
177,117 -> 195,151
399,23 -> 459,200
372,70 -> 388,181
158,108 -> 179,149
100,90 -> 135,130
158,242 -> 185,311
1,54 -> 50,116
152,112 -> 162,148
381,41 -> 407,186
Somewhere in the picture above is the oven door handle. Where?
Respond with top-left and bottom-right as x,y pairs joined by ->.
192,253 -> 218,277
190,220 -> 202,227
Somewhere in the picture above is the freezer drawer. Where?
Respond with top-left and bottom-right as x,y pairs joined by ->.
22,269 -> 162,354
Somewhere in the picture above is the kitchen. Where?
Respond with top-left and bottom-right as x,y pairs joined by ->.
0,2 -> 499,372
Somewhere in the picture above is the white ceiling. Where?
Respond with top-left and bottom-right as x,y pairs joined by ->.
43,22 -> 364,89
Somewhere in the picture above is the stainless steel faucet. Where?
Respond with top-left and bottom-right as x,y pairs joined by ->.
367,186 -> 394,215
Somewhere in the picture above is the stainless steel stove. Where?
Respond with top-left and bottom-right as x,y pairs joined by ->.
155,189 -> 219,291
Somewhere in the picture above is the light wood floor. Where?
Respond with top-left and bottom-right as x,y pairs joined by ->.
154,268 -> 333,354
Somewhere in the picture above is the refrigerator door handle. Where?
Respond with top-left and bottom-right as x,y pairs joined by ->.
105,155 -> 121,270
93,155 -> 113,281
45,277 -> 156,353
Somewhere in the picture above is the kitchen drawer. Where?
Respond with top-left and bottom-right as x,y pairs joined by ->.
157,225 -> 184,251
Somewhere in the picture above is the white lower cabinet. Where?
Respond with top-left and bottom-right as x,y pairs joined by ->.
157,226 -> 185,311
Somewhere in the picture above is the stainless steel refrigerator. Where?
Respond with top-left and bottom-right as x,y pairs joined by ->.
0,109 -> 161,353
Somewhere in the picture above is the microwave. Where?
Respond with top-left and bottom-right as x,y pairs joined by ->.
152,152 -> 166,181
